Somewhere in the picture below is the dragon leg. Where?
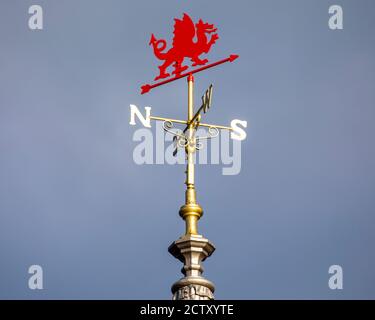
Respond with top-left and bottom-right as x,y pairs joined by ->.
172,59 -> 189,76
154,60 -> 173,81
191,56 -> 208,67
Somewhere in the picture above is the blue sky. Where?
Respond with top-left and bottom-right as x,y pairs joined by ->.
0,0 -> 374,299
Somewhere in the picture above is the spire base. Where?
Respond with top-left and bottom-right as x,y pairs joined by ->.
168,234 -> 215,300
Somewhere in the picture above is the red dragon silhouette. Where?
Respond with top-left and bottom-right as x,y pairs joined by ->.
149,13 -> 219,81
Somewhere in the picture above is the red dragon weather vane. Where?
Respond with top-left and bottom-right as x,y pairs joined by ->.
141,13 -> 239,94
132,13 -> 246,300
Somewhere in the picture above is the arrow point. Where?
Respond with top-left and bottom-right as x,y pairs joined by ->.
149,34 -> 156,45
229,54 -> 239,62
141,84 -> 151,94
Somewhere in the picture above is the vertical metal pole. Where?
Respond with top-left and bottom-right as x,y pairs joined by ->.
183,74 -> 200,235
170,75 -> 215,300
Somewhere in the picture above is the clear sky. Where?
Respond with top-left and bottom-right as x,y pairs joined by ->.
0,0 -> 374,299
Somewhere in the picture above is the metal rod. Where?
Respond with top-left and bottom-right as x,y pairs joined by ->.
184,74 -> 198,235
150,116 -> 187,125
199,123 -> 233,131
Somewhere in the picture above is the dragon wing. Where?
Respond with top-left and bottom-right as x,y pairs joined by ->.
172,13 -> 196,50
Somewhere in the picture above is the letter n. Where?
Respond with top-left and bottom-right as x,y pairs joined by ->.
129,105 -> 151,128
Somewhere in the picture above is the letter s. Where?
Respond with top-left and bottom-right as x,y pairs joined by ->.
231,119 -> 247,141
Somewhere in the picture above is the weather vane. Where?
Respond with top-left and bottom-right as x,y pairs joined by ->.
130,13 -> 246,300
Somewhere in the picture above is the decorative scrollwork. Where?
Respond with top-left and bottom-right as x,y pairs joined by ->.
163,120 -> 188,147
166,124 -> 221,156
195,126 -> 219,150
195,139 -> 203,150
177,136 -> 189,148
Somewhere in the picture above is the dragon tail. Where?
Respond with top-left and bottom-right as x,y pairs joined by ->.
149,33 -> 168,60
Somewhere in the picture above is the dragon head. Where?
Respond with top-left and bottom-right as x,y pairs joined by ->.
196,18 -> 217,34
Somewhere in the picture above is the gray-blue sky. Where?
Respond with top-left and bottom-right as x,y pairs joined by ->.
0,0 -> 374,299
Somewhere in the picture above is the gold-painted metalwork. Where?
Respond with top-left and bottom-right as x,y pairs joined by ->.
150,116 -> 187,125
149,74 -> 233,235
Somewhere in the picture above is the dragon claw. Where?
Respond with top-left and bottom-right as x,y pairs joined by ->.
192,58 -> 208,66
154,73 -> 170,81
172,65 -> 188,76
